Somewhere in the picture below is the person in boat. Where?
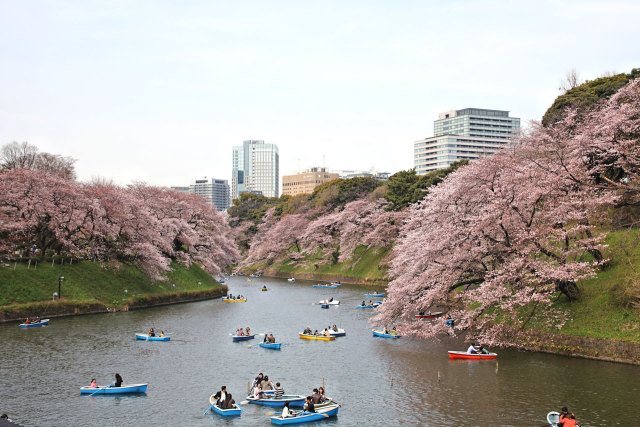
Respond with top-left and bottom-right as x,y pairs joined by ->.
383,326 -> 390,334
159,331 -> 165,337
391,326 -> 398,336
238,328 -> 244,336
476,345 -> 489,354
369,300 -> 373,305
313,329 -> 319,336
114,373 -> 123,387
148,328 -> 155,337
90,379 -> 97,389
34,316 -> 40,323
318,387 -> 326,403
332,324 -> 338,331
264,334 -> 269,343
245,327 -> 251,336
303,396 -> 316,413
253,382 -> 264,399
261,375 -> 273,391
311,388 -> 321,404
213,385 -> 227,406
252,373 -> 264,392
281,401 -> 297,418
467,343 -> 479,354
221,392 -> 235,409
361,301 -> 366,306
24,317 -> 30,324
303,326 -> 312,334
268,334 -> 276,343
274,382 -> 284,399
262,285 -> 267,290
329,297 -> 333,302
1,414 -> 12,423
559,411 -> 578,427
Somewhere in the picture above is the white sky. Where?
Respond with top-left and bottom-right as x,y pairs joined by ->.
1,1 -> 639,188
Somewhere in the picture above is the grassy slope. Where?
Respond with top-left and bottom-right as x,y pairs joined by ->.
258,246 -> 390,282
549,230 -> 640,341
0,260 -> 222,308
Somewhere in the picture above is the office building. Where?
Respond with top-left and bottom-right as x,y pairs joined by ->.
414,108 -> 520,174
232,140 -> 279,200
171,178 -> 230,211
282,167 -> 339,196
338,170 -> 391,181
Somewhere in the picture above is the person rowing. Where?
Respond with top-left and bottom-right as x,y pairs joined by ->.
303,326 -> 312,334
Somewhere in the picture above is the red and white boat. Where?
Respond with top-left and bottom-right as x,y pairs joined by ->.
448,351 -> 497,360
415,312 -> 443,319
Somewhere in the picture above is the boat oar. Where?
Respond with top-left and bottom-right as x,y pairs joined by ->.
89,382 -> 114,396
203,404 -> 213,415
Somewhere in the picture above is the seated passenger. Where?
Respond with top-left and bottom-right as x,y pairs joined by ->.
148,328 -> 155,337
467,343 -> 479,354
90,378 -> 97,389
282,401 -> 295,418
274,382 -> 284,399
159,331 -> 165,337
318,387 -> 326,403
322,329 -> 330,337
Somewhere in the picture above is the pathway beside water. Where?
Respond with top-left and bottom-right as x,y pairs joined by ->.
1,277 -> 638,426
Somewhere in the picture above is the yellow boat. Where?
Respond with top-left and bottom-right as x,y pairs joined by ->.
223,298 -> 247,303
299,333 -> 335,341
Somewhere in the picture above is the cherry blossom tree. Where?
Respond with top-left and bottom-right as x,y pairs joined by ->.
373,84 -> 631,345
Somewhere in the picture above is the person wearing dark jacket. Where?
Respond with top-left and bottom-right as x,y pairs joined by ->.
303,396 -> 315,413
114,373 -> 123,387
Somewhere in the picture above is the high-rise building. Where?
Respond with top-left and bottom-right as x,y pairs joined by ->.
282,167 -> 339,196
414,108 -> 520,174
174,178 -> 230,211
232,140 -> 279,200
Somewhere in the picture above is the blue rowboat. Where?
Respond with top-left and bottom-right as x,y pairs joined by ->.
246,395 -> 305,407
232,334 -> 255,342
135,333 -> 170,341
208,394 -> 242,416
330,282 -> 342,286
372,329 -> 401,338
80,384 -> 148,394
357,302 -> 381,309
312,284 -> 337,288
19,319 -> 49,328
270,403 -> 340,424
364,293 -> 385,297
259,342 -> 282,350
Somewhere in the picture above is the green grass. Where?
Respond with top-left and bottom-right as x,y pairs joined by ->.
540,229 -> 640,341
0,259 -> 223,308
259,245 -> 390,282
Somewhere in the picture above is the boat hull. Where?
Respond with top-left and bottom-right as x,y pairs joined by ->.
364,293 -> 385,297
270,403 -> 339,424
262,288 -> 268,291
259,342 -> 282,350
80,384 -> 148,394
358,303 -> 381,309
299,333 -> 335,341
329,329 -> 346,337
232,334 -> 255,342
448,351 -> 497,360
135,333 -> 170,341
312,285 -> 337,288
222,298 -> 246,303
247,395 -> 305,407
372,330 -> 401,338
318,300 -> 339,305
321,304 -> 329,309
20,319 -> 50,328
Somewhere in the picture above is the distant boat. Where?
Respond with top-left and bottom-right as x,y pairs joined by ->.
299,333 -> 335,341
321,304 -> 329,309
312,284 -> 337,288
357,302 -> 382,309
222,297 -> 247,303
246,394 -> 306,407
287,278 -> 296,282
364,293 -> 385,297
262,287 -> 269,291
80,384 -> 148,394
372,329 -> 401,338
448,351 -> 497,360
546,411 -> 560,427
318,300 -> 339,305
328,328 -> 346,337
330,282 -> 342,286
258,342 -> 282,350
232,334 -> 255,342
135,333 -> 170,341
270,402 -> 340,424
208,394 -> 242,416
19,319 -> 49,328
415,312 -> 443,319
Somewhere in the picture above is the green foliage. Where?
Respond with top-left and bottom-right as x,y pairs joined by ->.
384,161 -> 468,210
0,260 -> 223,307
228,193 -> 280,224
542,67 -> 640,127
309,177 -> 381,208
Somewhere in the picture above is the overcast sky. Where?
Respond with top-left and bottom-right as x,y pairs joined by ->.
1,1 -> 639,188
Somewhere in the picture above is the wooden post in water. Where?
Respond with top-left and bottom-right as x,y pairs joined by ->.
322,377 -> 325,390
438,370 -> 441,383
390,373 -> 393,388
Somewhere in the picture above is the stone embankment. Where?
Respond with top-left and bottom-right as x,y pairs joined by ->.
0,287 -> 227,323
264,270 -> 387,286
